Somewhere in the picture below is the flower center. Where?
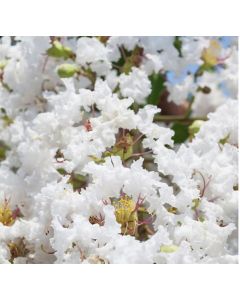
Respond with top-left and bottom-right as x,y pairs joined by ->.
0,201 -> 15,226
112,195 -> 138,236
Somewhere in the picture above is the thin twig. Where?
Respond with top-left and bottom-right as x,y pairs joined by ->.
154,115 -> 208,123
132,134 -> 144,146
128,150 -> 153,159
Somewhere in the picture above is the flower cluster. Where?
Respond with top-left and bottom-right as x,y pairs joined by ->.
0,36 -> 238,263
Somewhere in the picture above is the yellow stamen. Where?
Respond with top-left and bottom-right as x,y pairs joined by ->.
113,195 -> 138,235
202,40 -> 221,66
0,201 -> 15,226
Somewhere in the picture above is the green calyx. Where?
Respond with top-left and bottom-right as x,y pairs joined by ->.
121,46 -> 143,75
107,134 -> 133,161
89,133 -> 134,164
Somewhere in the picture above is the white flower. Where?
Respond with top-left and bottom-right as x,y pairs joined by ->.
119,67 -> 151,104
76,37 -> 111,76
0,36 -> 238,264
106,36 -> 140,62
140,53 -> 163,75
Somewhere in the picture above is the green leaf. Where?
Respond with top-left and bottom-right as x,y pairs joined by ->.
57,168 -> 68,175
147,73 -> 165,105
171,122 -> 189,144
88,155 -> 106,164
0,142 -> 10,161
68,173 -> 87,191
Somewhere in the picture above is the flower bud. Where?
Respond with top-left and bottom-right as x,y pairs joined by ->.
57,64 -> 79,78
47,41 -> 65,57
47,41 -> 74,59
189,120 -> 204,139
0,60 -> 7,70
219,133 -> 230,145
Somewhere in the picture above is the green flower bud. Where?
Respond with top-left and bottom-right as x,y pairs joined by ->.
160,245 -> 179,253
0,60 -> 7,70
198,215 -> 205,222
201,86 -> 211,94
47,41 -> 74,60
219,133 -> 230,145
189,120 -> 204,139
57,64 -> 79,78
2,115 -> 13,126
192,198 -> 200,210
47,41 -> 65,57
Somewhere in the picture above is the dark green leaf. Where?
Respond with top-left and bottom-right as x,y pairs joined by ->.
147,73 -> 165,105
0,142 -> 10,161
171,122 -> 189,144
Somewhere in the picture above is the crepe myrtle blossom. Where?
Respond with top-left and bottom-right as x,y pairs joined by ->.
119,67 -> 152,104
0,36 -> 238,264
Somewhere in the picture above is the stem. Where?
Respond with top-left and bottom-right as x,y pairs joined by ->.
154,115 -> 208,123
112,63 -> 121,70
119,46 -> 127,61
77,68 -> 96,84
198,171 -> 206,198
42,55 -> 49,73
132,133 -> 144,146
129,150 -> 153,158
208,196 -> 219,203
